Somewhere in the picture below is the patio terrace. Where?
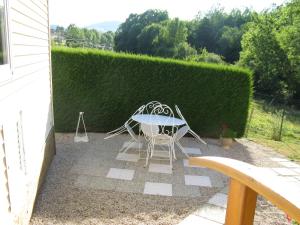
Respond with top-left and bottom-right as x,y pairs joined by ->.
29,133 -> 300,225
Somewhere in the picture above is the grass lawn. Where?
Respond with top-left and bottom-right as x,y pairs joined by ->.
246,99 -> 300,161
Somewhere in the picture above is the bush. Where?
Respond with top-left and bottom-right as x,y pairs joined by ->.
186,49 -> 226,64
52,47 -> 252,137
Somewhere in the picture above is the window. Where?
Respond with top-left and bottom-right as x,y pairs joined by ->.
0,0 -> 8,65
0,0 -> 10,82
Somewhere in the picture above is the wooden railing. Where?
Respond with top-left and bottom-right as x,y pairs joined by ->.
189,157 -> 300,225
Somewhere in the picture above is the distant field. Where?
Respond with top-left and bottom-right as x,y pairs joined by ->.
246,100 -> 300,161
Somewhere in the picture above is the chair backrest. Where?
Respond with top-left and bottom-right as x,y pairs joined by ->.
175,105 -> 187,124
126,105 -> 145,125
141,123 -> 159,138
125,123 -> 139,142
150,104 -> 177,137
143,101 -> 162,114
174,125 -> 189,141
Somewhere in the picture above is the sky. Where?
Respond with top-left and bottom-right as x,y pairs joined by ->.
49,0 -> 287,27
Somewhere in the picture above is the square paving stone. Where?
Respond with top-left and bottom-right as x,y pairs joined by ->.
143,182 -> 172,196
122,141 -> 143,149
106,168 -> 135,180
184,147 -> 202,155
116,152 -> 139,162
270,157 -> 289,162
271,168 -> 298,176
208,193 -> 228,208
292,168 -> 300,174
184,175 -> 212,187
278,161 -> 300,168
194,204 -> 226,224
149,163 -> 172,174
183,159 -> 204,168
178,215 -> 222,225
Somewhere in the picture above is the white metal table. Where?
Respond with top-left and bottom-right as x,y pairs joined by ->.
132,114 -> 185,126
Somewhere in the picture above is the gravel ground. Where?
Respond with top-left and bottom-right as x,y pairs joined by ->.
29,134 -> 291,225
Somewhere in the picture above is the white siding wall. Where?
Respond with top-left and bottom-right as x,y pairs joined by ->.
0,0 -> 53,224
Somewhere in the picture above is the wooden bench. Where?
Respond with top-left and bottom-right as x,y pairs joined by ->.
189,156 -> 300,225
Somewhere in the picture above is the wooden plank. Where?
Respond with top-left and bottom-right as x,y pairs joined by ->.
11,20 -> 49,40
12,45 -> 49,56
11,0 -> 48,24
11,33 -> 48,46
27,0 -> 48,16
13,62 -> 49,77
31,0 -> 48,13
189,157 -> 300,222
13,54 -> 49,68
225,178 -> 257,225
10,7 -> 48,32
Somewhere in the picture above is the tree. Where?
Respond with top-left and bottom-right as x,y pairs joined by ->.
187,48 -> 226,64
239,0 -> 300,100
137,23 -> 164,55
101,31 -> 115,48
114,9 -> 169,53
276,0 -> 300,98
187,8 -> 253,63
65,24 -> 85,47
217,26 -> 243,63
239,13 -> 292,99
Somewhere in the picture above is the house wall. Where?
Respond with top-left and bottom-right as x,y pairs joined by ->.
0,0 -> 54,224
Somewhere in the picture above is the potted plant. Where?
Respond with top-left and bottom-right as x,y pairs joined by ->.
220,124 -> 237,149
286,214 -> 300,225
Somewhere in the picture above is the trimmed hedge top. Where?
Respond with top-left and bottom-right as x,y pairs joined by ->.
52,47 -> 252,137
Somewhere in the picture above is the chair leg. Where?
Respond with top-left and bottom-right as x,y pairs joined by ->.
176,142 -> 189,158
172,143 -> 177,160
169,144 -> 173,169
145,141 -> 152,167
119,139 -> 135,153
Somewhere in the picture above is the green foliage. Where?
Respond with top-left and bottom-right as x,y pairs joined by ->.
51,47 -> 252,137
188,7 -> 253,63
239,13 -> 292,99
187,49 -> 226,64
276,0 -> 300,99
114,9 -> 169,53
52,24 -> 114,49
246,99 -> 300,160
116,13 -> 196,59
239,0 -> 300,100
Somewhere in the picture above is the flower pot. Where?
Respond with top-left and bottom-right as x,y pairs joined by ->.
221,138 -> 233,149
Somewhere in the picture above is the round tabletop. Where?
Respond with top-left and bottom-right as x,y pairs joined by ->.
132,114 -> 185,126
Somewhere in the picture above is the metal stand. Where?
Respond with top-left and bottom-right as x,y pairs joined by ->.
74,112 -> 89,143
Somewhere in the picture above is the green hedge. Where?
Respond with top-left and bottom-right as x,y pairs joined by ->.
52,47 -> 252,137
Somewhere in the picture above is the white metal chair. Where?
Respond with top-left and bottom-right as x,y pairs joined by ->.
175,105 -> 209,150
141,104 -> 177,168
174,125 -> 190,158
143,101 -> 161,114
104,105 -> 145,153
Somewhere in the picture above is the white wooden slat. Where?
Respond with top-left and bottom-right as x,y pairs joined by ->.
13,63 -> 49,78
28,0 -> 48,15
11,21 -> 49,40
12,45 -> 49,56
35,0 -> 48,10
19,0 -> 48,18
13,54 -> 49,68
11,7 -> 48,32
11,18 -> 48,35
11,0 -> 48,24
11,33 -> 48,46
